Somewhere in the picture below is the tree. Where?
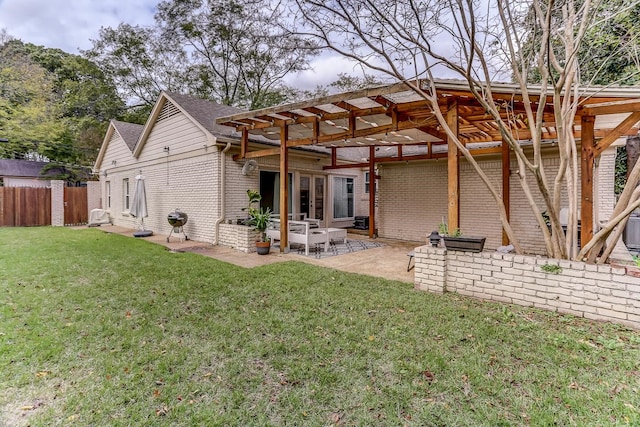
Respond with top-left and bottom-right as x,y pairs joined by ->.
292,0 -> 640,262
83,23 -> 190,109
85,0 -> 319,110
0,39 -> 124,165
580,0 -> 640,86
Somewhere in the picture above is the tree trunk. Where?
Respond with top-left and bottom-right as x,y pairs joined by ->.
627,135 -> 640,180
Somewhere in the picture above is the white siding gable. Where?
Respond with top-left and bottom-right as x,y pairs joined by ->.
101,129 -> 136,169
136,100 -> 209,162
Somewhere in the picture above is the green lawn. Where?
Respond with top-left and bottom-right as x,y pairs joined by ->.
1,227 -> 639,426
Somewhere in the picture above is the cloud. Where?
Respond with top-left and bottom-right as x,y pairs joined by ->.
285,53 -> 388,91
0,0 -> 157,53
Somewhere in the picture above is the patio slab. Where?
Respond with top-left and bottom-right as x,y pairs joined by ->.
78,224 -> 420,283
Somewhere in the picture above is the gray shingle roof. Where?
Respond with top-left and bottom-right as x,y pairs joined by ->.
112,120 -> 144,151
165,92 -> 331,156
165,92 -> 243,136
0,159 -> 57,178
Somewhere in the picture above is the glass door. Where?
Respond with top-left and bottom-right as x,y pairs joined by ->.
300,175 -> 325,223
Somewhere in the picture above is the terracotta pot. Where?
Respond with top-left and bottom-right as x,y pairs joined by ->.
256,240 -> 271,255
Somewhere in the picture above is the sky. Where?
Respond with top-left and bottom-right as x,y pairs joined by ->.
0,0 -> 358,90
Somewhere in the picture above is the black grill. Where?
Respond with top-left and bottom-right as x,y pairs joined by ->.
167,210 -> 188,227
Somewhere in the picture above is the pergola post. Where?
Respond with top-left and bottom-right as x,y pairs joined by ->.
241,128 -> 248,159
369,145 -> 376,238
502,141 -> 511,245
581,115 -> 595,245
279,125 -> 289,252
447,101 -> 460,232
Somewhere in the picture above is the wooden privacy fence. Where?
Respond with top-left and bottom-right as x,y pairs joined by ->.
64,187 -> 88,226
0,185 -> 89,227
0,187 -> 51,226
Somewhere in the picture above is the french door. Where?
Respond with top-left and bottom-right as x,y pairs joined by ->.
299,175 -> 325,224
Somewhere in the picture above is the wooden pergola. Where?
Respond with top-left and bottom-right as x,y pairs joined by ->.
216,79 -> 640,252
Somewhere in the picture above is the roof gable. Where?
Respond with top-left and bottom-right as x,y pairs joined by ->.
132,91 -> 244,157
93,120 -> 144,171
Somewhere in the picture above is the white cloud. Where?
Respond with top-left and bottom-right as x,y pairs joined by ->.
0,0 -> 157,53
285,53 -> 390,91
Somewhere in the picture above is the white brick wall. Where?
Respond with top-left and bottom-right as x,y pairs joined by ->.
51,180 -> 64,226
415,246 -> 640,329
378,151 -> 610,254
597,147 -> 617,224
218,223 -> 260,253
87,181 -> 101,213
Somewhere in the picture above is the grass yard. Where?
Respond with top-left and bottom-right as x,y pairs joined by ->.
1,227 -> 639,426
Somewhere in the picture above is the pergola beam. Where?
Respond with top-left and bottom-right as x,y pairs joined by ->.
594,111 -> 640,156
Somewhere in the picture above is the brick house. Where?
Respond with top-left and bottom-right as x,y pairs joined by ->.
93,92 -> 367,248
216,80 -> 634,255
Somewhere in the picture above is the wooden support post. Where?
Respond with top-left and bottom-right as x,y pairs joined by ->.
280,125 -> 289,252
447,101 -> 460,232
241,128 -> 248,159
349,111 -> 356,138
502,140 -> 511,245
331,147 -> 337,167
312,117 -> 319,144
581,115 -> 595,245
369,145 -> 376,239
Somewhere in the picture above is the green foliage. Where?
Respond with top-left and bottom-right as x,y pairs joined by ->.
521,0 -> 640,86
0,39 -> 125,165
541,263 -> 563,274
244,189 -> 271,241
615,146 -> 628,198
438,221 -> 461,237
85,0 -> 318,110
580,0 -> 640,86
1,227 -> 639,425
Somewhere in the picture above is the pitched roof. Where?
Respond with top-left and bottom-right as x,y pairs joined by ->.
112,120 -> 144,151
0,159 -> 58,178
165,92 -> 243,137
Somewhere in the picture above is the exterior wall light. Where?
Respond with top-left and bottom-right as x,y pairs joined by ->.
429,231 -> 441,247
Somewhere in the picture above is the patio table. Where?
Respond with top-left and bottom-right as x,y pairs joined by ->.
325,228 -> 347,244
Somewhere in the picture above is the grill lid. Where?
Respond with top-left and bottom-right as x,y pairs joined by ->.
167,209 -> 188,226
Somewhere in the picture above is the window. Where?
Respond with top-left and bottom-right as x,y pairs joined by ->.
333,176 -> 354,219
106,181 -> 111,209
365,172 -> 378,194
123,178 -> 130,210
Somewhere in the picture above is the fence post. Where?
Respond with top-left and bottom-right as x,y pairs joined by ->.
87,181 -> 101,214
51,180 -> 65,226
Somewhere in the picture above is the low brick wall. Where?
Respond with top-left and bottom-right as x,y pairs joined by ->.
414,246 -> 640,329
218,223 -> 259,253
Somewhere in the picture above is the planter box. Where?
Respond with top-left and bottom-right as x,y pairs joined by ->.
443,236 -> 486,252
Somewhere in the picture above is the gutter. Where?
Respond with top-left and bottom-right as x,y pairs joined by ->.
213,141 -> 232,245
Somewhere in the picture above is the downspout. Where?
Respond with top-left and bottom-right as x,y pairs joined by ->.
213,141 -> 232,245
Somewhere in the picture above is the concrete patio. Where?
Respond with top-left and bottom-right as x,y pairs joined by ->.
80,224 -> 421,284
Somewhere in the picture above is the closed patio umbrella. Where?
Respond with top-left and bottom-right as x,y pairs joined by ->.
130,173 -> 153,237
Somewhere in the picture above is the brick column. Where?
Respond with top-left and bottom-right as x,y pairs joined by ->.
51,180 -> 64,226
414,245 -> 447,293
87,181 -> 102,211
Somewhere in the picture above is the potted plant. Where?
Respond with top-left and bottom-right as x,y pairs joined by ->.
244,189 -> 272,255
437,220 -> 485,253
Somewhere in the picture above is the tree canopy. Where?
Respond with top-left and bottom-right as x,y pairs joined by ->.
0,38 -> 124,170
85,0 -> 319,111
